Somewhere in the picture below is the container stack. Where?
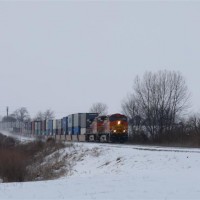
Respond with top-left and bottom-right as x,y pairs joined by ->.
24,122 -> 31,135
41,120 -> 46,135
35,121 -> 42,135
53,119 -> 57,135
62,117 -> 68,135
56,119 -> 62,135
72,113 -> 98,135
68,114 -> 74,135
48,120 -> 53,135
74,113 -> 81,135
31,121 -> 35,135
45,120 -> 49,135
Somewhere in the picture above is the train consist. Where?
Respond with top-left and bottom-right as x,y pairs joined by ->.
0,113 -> 128,142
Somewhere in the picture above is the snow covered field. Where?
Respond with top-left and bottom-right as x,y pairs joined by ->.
0,132 -> 200,199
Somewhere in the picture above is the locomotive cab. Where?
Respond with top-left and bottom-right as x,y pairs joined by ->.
107,113 -> 128,142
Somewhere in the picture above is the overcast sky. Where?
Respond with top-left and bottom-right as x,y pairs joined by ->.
0,1 -> 200,118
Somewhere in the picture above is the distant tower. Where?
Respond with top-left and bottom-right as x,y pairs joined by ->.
6,106 -> 9,117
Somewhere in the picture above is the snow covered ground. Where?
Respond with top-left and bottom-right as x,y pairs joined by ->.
0,131 -> 200,199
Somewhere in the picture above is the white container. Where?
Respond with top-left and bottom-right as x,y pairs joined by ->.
74,113 -> 80,127
80,113 -> 86,128
56,119 -> 62,129
68,114 -> 74,128
81,128 -> 87,135
53,119 -> 57,130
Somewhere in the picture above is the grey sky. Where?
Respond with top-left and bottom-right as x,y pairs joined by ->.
0,1 -> 200,118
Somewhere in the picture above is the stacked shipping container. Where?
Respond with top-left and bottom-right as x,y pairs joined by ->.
48,120 -> 53,135
35,121 -> 42,135
0,113 -> 98,139
72,113 -> 98,135
56,119 -> 62,135
68,114 -> 74,135
53,119 -> 56,135
62,117 -> 68,135
41,120 -> 46,135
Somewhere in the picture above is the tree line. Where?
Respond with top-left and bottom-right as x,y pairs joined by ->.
2,108 -> 55,123
2,70 -> 200,146
121,70 -> 200,146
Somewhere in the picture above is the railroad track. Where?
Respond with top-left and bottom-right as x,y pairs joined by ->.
92,142 -> 200,154
2,130 -> 200,154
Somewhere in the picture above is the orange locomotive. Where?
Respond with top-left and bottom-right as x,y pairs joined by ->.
89,113 -> 128,142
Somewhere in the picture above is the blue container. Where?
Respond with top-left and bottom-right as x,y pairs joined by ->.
68,127 -> 74,135
62,117 -> 68,135
73,126 -> 81,135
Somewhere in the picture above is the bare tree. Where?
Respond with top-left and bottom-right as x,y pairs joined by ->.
128,70 -> 190,141
43,109 -> 55,120
34,109 -> 55,121
13,107 -> 30,122
186,113 -> 200,135
89,102 -> 108,115
34,111 -> 44,121
121,94 -> 142,135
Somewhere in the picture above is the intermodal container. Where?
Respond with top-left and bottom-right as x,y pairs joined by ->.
74,113 -> 81,127
68,127 -> 74,135
31,121 -> 35,134
56,119 -> 62,129
73,127 -> 81,135
56,119 -> 62,135
81,128 -> 87,135
53,119 -> 57,135
35,121 -> 42,135
80,113 -> 87,127
68,114 -> 74,128
74,113 -> 98,128
41,120 -> 46,135
46,120 -> 49,135
48,120 -> 53,135
62,117 -> 68,135
86,113 -> 98,128
38,121 -> 42,135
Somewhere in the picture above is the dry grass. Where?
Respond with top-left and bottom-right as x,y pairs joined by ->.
0,133 -> 71,183
0,149 -> 28,182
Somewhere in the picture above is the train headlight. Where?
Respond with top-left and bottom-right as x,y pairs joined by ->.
117,121 -> 121,125
123,130 -> 126,133
114,130 -> 116,133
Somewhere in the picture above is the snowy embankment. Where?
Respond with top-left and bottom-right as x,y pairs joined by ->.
0,132 -> 200,199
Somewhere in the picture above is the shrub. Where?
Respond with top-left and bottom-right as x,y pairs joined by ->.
0,133 -> 68,182
0,149 -> 28,182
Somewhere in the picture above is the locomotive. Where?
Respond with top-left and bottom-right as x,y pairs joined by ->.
0,113 -> 128,143
89,113 -> 128,142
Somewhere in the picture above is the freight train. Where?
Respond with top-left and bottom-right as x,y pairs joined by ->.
0,113 -> 128,143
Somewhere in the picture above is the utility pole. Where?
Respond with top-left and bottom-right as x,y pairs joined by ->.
6,106 -> 9,117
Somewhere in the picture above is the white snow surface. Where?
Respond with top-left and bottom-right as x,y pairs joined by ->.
0,131 -> 200,199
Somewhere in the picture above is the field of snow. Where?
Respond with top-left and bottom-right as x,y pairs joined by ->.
0,131 -> 200,199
